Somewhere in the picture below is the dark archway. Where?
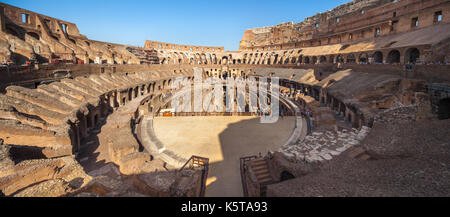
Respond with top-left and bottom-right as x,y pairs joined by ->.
346,54 -> 356,63
329,55 -> 335,63
336,55 -> 344,63
373,51 -> 383,63
312,56 -> 318,64
359,53 -> 368,63
291,56 -> 297,64
387,50 -> 400,63
304,56 -> 310,64
437,98 -> 450,120
280,171 -> 295,182
128,88 -> 133,101
319,56 -> 326,63
405,48 -> 420,63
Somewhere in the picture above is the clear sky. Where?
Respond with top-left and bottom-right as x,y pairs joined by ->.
3,0 -> 349,51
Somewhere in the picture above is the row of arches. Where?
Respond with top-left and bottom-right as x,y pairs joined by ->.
158,47 -> 421,66
159,51 -> 234,65
239,48 -> 421,65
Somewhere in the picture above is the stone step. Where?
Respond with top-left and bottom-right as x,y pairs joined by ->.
358,154 -> 371,160
259,177 -> 273,184
256,172 -> 271,180
347,147 -> 366,159
253,167 -> 269,175
251,159 -> 266,166
252,164 -> 268,171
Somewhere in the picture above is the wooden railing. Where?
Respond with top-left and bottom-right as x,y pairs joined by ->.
179,155 -> 209,197
240,155 -> 258,197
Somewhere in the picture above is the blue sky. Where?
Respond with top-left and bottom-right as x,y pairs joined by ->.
3,0 -> 349,51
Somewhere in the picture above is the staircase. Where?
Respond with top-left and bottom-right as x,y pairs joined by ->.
250,158 -> 273,184
249,158 -> 274,196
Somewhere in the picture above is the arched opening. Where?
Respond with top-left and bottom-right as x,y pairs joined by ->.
319,56 -> 327,63
128,88 -> 133,101
280,171 -> 295,182
273,54 -> 279,64
312,56 -> 318,64
291,56 -> 297,64
437,98 -> 450,120
304,56 -> 310,64
222,56 -> 228,65
346,54 -> 356,63
329,55 -> 335,63
387,50 -> 400,64
405,48 -> 420,63
372,51 -> 383,63
336,55 -> 344,63
359,53 -> 368,63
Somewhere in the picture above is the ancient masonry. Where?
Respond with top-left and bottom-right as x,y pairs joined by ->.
0,0 -> 449,197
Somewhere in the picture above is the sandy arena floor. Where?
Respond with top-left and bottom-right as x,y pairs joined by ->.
153,116 -> 296,197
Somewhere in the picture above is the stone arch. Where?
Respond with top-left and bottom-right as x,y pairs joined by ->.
328,55 -> 335,63
387,50 -> 401,64
372,51 -> 383,63
312,56 -> 318,64
291,56 -> 297,64
212,54 -> 217,64
336,54 -> 344,63
405,48 -> 420,63
128,88 -> 133,101
304,56 -> 310,64
273,54 -> 279,64
222,56 -> 228,65
319,56 -> 327,63
280,171 -> 295,182
346,54 -> 356,63
359,53 -> 368,63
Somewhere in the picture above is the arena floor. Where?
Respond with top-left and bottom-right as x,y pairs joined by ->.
153,116 -> 296,196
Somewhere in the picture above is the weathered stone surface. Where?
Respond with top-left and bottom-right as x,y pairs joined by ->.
118,152 -> 152,175
14,179 -> 72,197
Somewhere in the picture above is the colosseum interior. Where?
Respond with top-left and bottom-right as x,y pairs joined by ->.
0,0 -> 449,198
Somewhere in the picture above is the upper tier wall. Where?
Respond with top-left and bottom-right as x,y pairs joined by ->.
239,0 -> 450,51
